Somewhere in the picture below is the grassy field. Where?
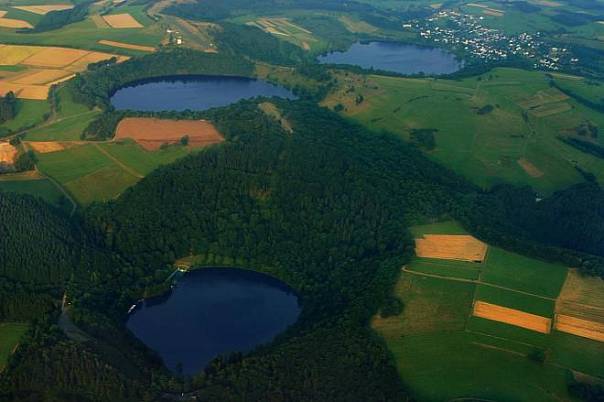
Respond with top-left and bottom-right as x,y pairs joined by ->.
323,68 -> 604,194
372,221 -> 604,401
33,139 -> 197,205
0,99 -> 48,135
0,323 -> 28,371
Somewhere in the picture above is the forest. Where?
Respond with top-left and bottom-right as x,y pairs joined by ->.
0,93 -> 17,124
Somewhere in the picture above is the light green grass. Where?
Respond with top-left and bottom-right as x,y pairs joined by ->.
99,140 -> 191,176
409,258 -> 481,280
482,247 -> 568,298
26,87 -> 99,141
35,143 -> 139,204
474,284 -> 556,317
0,99 -> 48,134
328,68 -> 604,194
0,322 -> 28,371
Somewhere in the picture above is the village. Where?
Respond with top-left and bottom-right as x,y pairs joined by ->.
408,9 -> 579,71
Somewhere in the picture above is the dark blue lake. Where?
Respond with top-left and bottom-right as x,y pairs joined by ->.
126,268 -> 300,375
111,75 -> 296,111
318,42 -> 462,75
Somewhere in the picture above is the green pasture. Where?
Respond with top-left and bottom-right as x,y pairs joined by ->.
481,247 -> 568,298
474,284 -> 555,317
25,87 -> 100,141
99,140 -> 191,176
35,143 -> 137,204
0,99 -> 48,135
2,7 -> 43,27
0,323 -> 28,371
408,258 -> 481,280
329,68 -> 604,194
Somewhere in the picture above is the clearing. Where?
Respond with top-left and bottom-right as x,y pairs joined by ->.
114,118 -> 224,151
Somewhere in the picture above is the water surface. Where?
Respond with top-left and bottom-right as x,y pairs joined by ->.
127,268 -> 300,375
111,75 -> 296,111
318,41 -> 462,75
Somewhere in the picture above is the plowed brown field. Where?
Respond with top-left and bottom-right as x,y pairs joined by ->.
115,118 -> 224,151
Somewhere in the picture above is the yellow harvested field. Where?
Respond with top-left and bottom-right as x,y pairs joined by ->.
21,47 -> 89,68
12,4 -> 74,15
11,69 -> 73,85
0,45 -> 123,99
0,142 -> 18,165
26,142 -> 66,154
91,14 -> 110,28
115,118 -> 224,151
0,45 -> 40,65
0,17 -> 33,29
554,314 -> 604,342
483,9 -> 504,17
64,52 -> 129,72
102,13 -> 143,28
518,158 -> 544,178
98,40 -> 155,52
0,11 -> 6,18
473,301 -> 552,334
415,234 -> 488,262
0,81 -> 48,100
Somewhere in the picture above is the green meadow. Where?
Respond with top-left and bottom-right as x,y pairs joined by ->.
326,68 -> 604,194
373,221 -> 604,401
0,177 -> 65,207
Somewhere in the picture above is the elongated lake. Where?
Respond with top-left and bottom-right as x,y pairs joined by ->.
111,75 -> 296,111
318,41 -> 462,75
126,268 -> 300,375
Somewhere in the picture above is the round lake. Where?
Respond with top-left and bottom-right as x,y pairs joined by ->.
126,268 -> 300,375
318,42 -> 462,75
111,75 -> 296,112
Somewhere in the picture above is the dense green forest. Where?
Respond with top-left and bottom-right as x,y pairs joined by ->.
30,2 -> 92,33
0,93 -> 17,124
213,23 -> 307,66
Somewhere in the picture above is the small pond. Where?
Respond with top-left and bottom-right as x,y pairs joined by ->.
318,41 -> 462,75
111,75 -> 296,112
126,268 -> 300,375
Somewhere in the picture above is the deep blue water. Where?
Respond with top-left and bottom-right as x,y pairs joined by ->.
126,268 -> 300,375
111,75 -> 296,111
318,42 -> 462,75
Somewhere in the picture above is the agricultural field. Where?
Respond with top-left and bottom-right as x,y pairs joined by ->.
372,220 -> 604,401
0,44 -> 127,100
323,68 -> 604,194
0,322 -> 28,372
114,117 -> 224,150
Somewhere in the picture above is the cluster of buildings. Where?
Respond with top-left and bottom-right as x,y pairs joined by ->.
407,9 -> 578,71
